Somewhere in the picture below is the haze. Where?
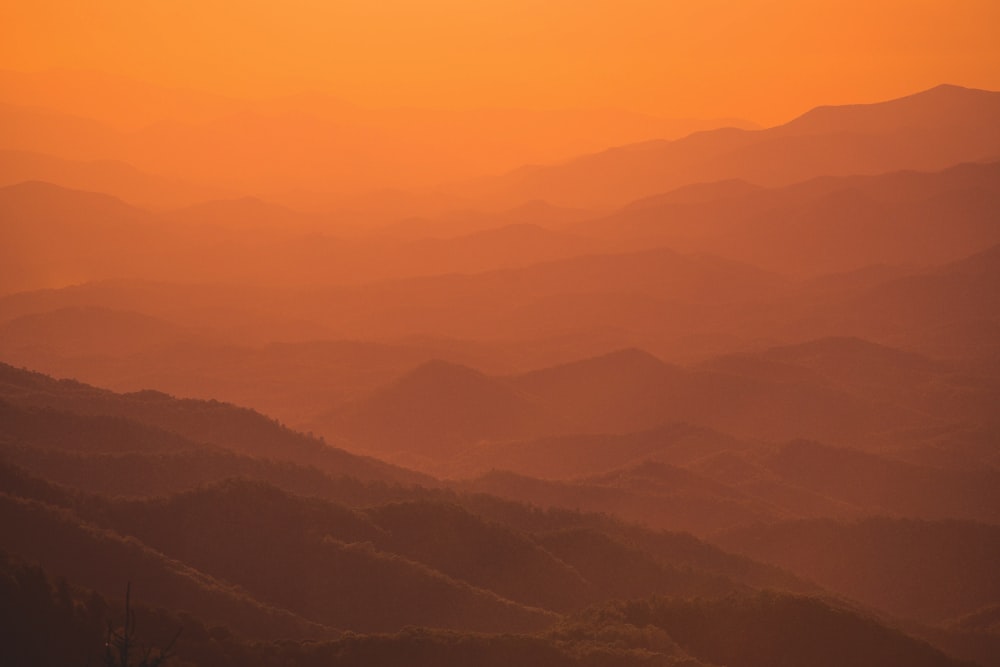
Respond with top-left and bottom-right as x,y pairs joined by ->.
2,2 -> 1000,667
3,1 -> 1000,124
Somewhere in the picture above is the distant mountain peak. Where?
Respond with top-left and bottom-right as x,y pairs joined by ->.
2,179 -> 111,199
402,358 -> 488,384
0,179 -> 141,212
781,83 -> 1000,134
369,358 -> 533,414
514,347 -> 676,393
582,347 -> 670,371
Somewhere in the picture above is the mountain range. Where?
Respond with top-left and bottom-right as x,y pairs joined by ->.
3,79 -> 999,666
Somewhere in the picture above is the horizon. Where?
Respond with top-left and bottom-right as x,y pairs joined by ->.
4,65 -> 996,126
3,1 -> 1000,126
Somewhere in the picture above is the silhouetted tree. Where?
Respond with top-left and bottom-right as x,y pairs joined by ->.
104,583 -> 179,667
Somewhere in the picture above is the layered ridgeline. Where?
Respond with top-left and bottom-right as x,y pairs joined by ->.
0,364 -> 986,666
2,81 -> 999,666
0,68 -> 756,206
3,157 -> 999,423
3,85 -> 1000,296
3,241 -> 999,453
4,156 -> 1000,294
462,84 -> 1000,209
0,555 -> 973,667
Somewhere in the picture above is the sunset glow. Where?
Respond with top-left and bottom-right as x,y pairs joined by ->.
2,2 -> 999,666
2,1 -> 998,123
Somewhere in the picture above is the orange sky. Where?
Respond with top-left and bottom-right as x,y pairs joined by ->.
2,0 -> 999,125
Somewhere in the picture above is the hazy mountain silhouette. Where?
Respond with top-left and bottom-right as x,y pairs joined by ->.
328,360 -> 551,459
717,517 -> 1000,624
2,358 -> 988,664
1,417 -> 806,634
0,279 -> 351,352
0,181 -> 346,292
251,247 -> 786,342
75,480 -> 558,633
0,149 -> 231,209
572,160 -> 1000,276
3,245 -> 996,453
747,336 -> 940,379
0,330 -> 541,431
459,463 -> 781,536
509,348 -> 689,434
0,440 -> 808,603
668,437 -> 1000,525
3,48 -> 998,667
162,195 -> 326,231
448,422 -> 750,479
0,68 -> 250,130
0,306 -> 191,359
0,102 -> 119,161
757,440 -> 1000,524
383,245 -> 786,306
444,422 -> 1000,530
362,500 -> 594,611
517,506 -> 810,594
0,395 -> 437,500
623,178 -> 765,207
377,199 -> 595,240
508,347 -> 923,443
0,362 -> 428,485
467,84 -> 1000,209
8,554 -> 971,667
293,342 -> 945,472
535,526 -> 745,601
0,70 -> 758,197
0,181 -> 320,295
575,593 -> 972,667
777,84 -> 1000,136
0,178 -> 796,297
1,181 -> 602,292
0,492 -> 326,640
0,181 -> 161,293
688,449 -> 864,520
698,438 -> 1000,524
394,223 -> 604,275
837,242 -> 1000,360
699,336 -> 1000,427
